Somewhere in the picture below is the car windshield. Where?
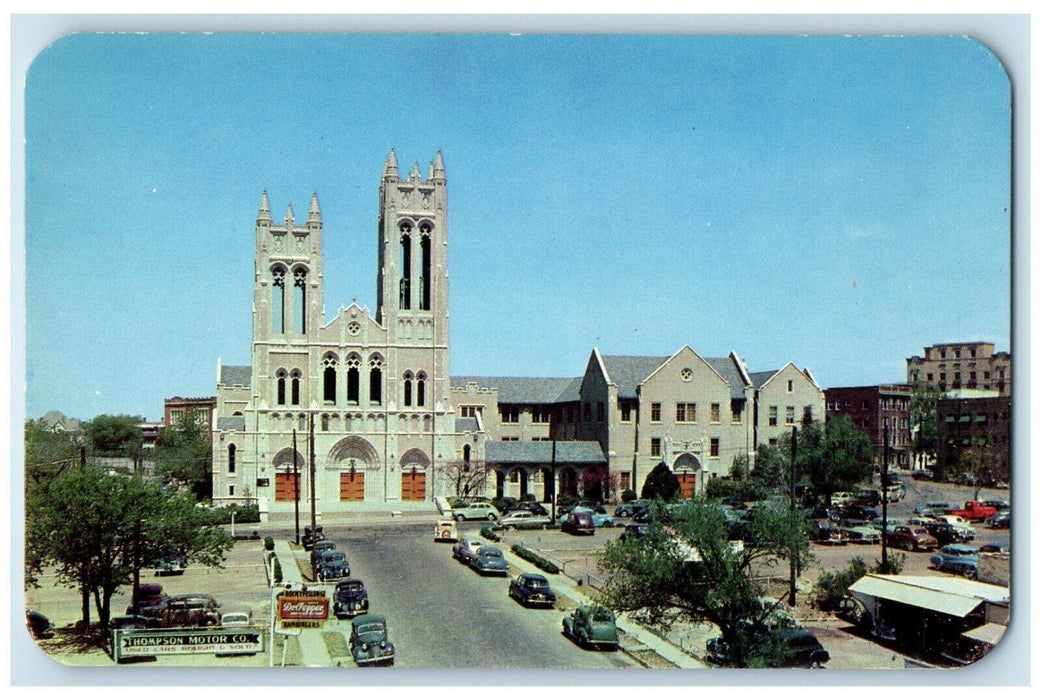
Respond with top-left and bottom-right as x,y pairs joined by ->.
482,550 -> 503,559
524,578 -> 547,588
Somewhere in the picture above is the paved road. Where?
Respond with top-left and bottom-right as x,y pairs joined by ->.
317,521 -> 634,669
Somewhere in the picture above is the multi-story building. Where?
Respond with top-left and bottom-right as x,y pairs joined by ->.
825,384 -> 913,470
750,364 -> 827,448
935,395 -> 1011,482
907,342 -> 1011,396
164,396 -> 216,433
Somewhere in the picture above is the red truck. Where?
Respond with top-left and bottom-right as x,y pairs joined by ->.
944,500 -> 999,522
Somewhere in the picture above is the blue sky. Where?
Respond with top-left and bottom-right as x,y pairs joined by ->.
22,33 -> 1012,422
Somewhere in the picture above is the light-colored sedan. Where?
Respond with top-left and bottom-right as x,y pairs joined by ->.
498,511 -> 553,530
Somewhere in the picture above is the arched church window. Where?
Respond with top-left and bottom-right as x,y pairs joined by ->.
271,266 -> 287,334
290,369 -> 301,406
403,371 -> 414,407
399,222 -> 413,310
276,369 -> 287,406
369,355 -> 384,405
228,444 -> 236,473
417,370 -> 428,407
323,355 -> 337,404
346,354 -> 361,404
293,267 -> 307,334
419,223 -> 432,311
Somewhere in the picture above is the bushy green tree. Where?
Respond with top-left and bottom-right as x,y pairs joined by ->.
85,414 -> 143,456
26,466 -> 232,630
154,410 -> 213,499
597,497 -> 810,668
640,462 -> 680,501
910,385 -> 942,470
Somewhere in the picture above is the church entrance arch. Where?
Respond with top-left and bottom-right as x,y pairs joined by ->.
672,453 -> 701,499
272,448 -> 306,502
400,448 -> 430,501
328,437 -> 379,502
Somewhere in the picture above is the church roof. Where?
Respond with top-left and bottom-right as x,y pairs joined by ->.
485,440 -> 606,465
450,376 -> 579,404
220,365 -> 252,386
454,417 -> 480,433
600,354 -> 750,400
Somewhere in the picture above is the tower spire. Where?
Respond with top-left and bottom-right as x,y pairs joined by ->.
409,161 -> 421,182
307,192 -> 321,224
285,203 -> 295,226
383,148 -> 399,181
257,190 -> 271,223
431,150 -> 446,183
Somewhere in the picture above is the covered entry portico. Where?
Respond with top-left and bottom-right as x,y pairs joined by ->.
485,440 -> 607,504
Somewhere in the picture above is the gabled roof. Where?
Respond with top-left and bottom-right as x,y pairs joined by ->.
749,370 -> 777,389
705,357 -> 751,400
220,365 -> 252,386
450,376 -> 578,404
599,356 -> 670,398
485,440 -> 606,465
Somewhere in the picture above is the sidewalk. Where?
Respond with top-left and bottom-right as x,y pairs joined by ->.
270,539 -> 336,667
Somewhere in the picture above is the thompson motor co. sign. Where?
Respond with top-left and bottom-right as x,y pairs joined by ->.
115,628 -> 264,659
277,589 -> 330,629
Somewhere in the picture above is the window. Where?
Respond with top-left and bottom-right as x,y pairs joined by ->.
346,356 -> 361,403
500,406 -> 519,423
620,401 -> 632,422
403,371 -> 414,407
768,406 -> 778,426
460,405 -> 481,418
291,370 -> 301,405
417,371 -> 427,407
650,438 -> 661,457
277,370 -> 287,406
368,356 -> 383,405
171,409 -> 184,423
272,266 -> 286,334
399,224 -> 412,310
293,267 -> 307,334
419,225 -> 432,310
321,414 -> 329,431
710,403 -> 720,423
323,357 -> 337,404
229,485 -> 235,496
803,405 -> 813,424
651,403 -> 661,422
676,403 -> 696,423
731,400 -> 742,422
710,438 -> 719,457
533,407 -> 551,424
228,444 -> 236,473
787,379 -> 794,392
786,406 -> 796,425
501,436 -> 519,441
597,402 -> 605,422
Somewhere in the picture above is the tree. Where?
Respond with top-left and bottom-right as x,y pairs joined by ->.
25,419 -> 83,585
775,418 -> 875,504
154,410 -> 213,499
597,497 -> 810,668
957,440 -> 1010,500
442,459 -> 492,499
86,414 -> 143,457
640,462 -> 680,501
910,385 -> 942,470
26,465 -> 233,630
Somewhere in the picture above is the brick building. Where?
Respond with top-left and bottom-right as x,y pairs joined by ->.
825,384 -> 913,470
935,395 -> 1011,482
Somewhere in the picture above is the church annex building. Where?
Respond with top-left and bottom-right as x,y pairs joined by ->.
211,151 -> 825,513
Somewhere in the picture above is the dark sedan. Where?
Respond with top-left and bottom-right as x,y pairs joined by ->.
508,573 -> 557,607
332,579 -> 370,619
471,546 -> 509,575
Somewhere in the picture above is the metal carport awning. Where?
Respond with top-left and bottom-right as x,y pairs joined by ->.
961,622 -> 1007,645
848,575 -> 987,618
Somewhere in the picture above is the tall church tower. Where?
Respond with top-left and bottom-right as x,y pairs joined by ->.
377,150 -> 451,417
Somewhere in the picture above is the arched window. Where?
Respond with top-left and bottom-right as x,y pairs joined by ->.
276,369 -> 287,406
228,444 -> 236,473
293,267 -> 307,334
463,443 -> 471,464
419,222 -> 432,310
403,371 -> 414,407
290,369 -> 301,405
399,222 -> 412,310
271,266 -> 286,334
417,370 -> 428,407
323,355 -> 337,404
369,355 -> 384,405
346,355 -> 361,404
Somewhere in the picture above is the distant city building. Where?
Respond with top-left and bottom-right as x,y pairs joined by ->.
907,342 -> 1011,396
825,385 -> 913,470
164,396 -> 216,434
935,395 -> 1011,482
38,410 -> 83,435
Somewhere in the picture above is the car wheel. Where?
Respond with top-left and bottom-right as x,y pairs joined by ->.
488,513 -> 497,522
578,631 -> 589,649
810,659 -> 824,669
904,542 -> 913,552
455,514 -> 465,521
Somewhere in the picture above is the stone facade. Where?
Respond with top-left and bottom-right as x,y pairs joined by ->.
907,342 -> 1011,397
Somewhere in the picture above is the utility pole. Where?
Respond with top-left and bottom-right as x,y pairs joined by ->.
550,439 -> 557,523
881,423 -> 890,573
789,426 -> 798,607
292,429 -> 300,545
309,413 -> 317,577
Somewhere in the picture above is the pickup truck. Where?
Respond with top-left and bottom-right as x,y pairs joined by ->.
944,500 -> 999,522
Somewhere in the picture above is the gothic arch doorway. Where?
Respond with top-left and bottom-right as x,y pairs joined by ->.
328,436 -> 379,502
400,448 -> 430,501
272,448 -> 306,502
672,453 -> 701,499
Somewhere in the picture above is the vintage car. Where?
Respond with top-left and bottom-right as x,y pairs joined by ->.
317,550 -> 350,581
153,557 -> 187,577
830,492 -> 856,507
452,538 -> 484,565
614,500 -> 652,518
452,502 -> 501,522
302,525 -> 326,551
562,606 -> 619,650
619,523 -> 651,542
333,579 -> 370,619
125,583 -> 167,619
883,525 -> 939,552
810,520 -> 848,545
504,501 -> 550,517
838,519 -> 882,544
930,544 -> 980,577
840,505 -> 879,522
498,511 -> 554,530
349,613 -> 395,666
219,610 -> 253,627
110,614 -> 151,631
161,594 -> 221,628
922,520 -> 974,545
508,573 -> 557,607
706,628 -> 830,668
471,546 -> 509,575
914,501 -> 953,516
313,540 -> 337,556
560,509 -> 596,535
434,519 -> 459,542
985,511 -> 1011,529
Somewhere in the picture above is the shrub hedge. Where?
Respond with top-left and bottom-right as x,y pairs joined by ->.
208,503 -> 260,525
480,526 -> 501,542
511,544 -> 560,574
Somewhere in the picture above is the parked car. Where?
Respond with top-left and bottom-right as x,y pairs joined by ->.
854,489 -> 882,507
560,509 -> 596,535
498,511 -> 553,530
810,520 -> 848,545
313,540 -> 337,556
930,544 -> 980,577
884,483 -> 906,502
452,538 -> 484,565
333,579 -> 370,619
349,613 -> 395,666
838,519 -> 882,544
981,498 -> 1010,511
470,545 -> 509,575
125,583 -> 167,619
706,628 -> 830,668
911,469 -> 934,480
161,594 -> 220,628
978,542 -> 1010,554
220,610 -> 253,627
153,557 -> 187,577
317,550 -> 350,581
883,525 -> 939,552
508,573 -> 557,607
985,511 -> 1011,529
504,501 -> 549,517
931,514 -> 976,540
868,517 -> 904,533
434,519 -> 459,542
302,525 -> 326,551
452,502 -> 501,522
25,610 -> 52,640
830,492 -> 856,507
110,614 -> 151,631
944,500 -> 999,523
614,500 -> 652,518
568,506 -> 615,528
915,501 -> 953,516
923,520 -> 974,545
562,606 -> 619,650
619,523 -> 651,542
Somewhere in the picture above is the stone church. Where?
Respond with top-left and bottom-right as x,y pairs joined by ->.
211,150 -> 826,513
